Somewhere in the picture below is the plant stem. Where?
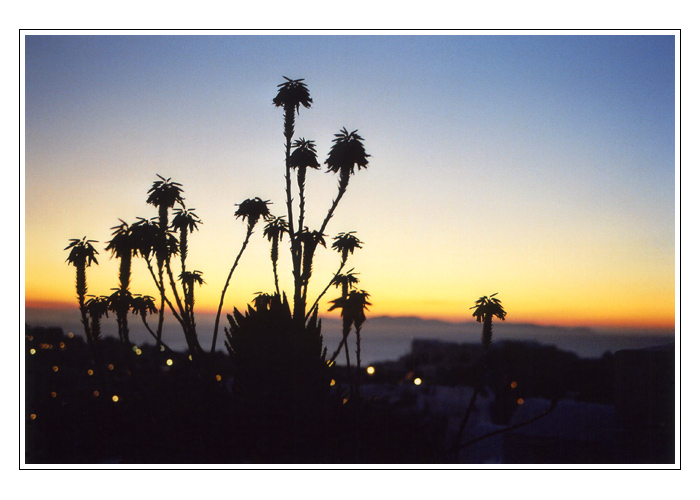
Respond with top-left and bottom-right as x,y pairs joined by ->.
211,226 -> 253,353
297,168 -> 306,241
306,260 -> 346,321
329,319 -> 351,363
317,177 -> 348,247
450,397 -> 561,455
271,239 -> 281,296
454,354 -> 488,450
282,106 -> 304,322
145,258 -> 187,350
139,315 -> 174,352
165,259 -> 201,355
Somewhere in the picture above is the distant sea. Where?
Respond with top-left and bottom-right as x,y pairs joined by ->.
24,308 -> 675,364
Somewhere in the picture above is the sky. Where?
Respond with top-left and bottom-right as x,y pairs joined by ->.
23,33 -> 677,329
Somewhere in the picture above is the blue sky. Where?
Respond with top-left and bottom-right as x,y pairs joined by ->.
24,33 -> 676,326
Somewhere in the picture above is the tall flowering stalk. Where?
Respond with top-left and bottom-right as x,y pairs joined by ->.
273,77 -> 312,322
211,197 -> 271,353
65,237 -> 99,363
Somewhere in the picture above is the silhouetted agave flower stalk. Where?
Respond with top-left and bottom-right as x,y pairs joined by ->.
327,283 -> 367,363
85,295 -> 109,342
106,288 -> 133,346
272,78 -> 370,326
65,237 -> 99,350
129,293 -> 171,349
171,207 -> 201,277
105,220 -> 141,347
332,271 -> 361,301
450,292 -> 558,457
349,290 -> 371,377
321,128 -> 370,234
307,266 -> 360,322
211,197 -> 271,353
165,257 -> 205,358
471,293 -> 507,349
319,270 -> 361,364
328,289 -> 371,395
133,214 -> 200,355
332,232 -> 363,266
290,138 -> 320,233
273,77 -> 312,319
305,232 -> 363,321
169,208 -> 202,343
141,177 -> 205,358
145,176 -> 185,341
273,76 -> 312,145
132,217 -> 168,347
298,228 -> 326,306
147,174 -> 184,233
84,294 -> 109,382
454,293 -> 508,451
179,270 -> 205,328
263,216 -> 288,296
291,128 -> 370,321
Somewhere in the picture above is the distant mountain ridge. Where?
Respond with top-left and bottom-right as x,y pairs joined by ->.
25,307 -> 674,360
366,315 -> 595,332
356,315 -> 674,360
363,314 -> 672,336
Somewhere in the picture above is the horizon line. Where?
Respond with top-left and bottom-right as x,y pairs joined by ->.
24,299 -> 675,332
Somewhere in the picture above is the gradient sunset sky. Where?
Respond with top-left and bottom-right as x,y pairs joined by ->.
23,33 -> 677,328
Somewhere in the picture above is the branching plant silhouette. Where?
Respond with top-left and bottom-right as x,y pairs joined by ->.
49,77 -> 577,465
55,79 -> 576,466
59,77 -> 391,463
66,80 -> 371,366
449,293 -> 562,458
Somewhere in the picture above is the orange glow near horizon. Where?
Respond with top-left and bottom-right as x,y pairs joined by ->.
25,294 -> 675,330
23,36 -> 676,335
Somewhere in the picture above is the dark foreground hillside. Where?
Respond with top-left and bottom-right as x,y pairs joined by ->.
24,326 -> 674,465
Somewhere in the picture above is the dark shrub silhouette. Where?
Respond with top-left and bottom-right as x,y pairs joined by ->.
224,294 -> 329,410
